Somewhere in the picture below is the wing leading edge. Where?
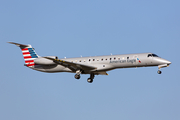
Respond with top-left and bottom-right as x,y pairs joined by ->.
44,57 -> 97,72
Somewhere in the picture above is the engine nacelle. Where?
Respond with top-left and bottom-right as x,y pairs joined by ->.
34,56 -> 58,65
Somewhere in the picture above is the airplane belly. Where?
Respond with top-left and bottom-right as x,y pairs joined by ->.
30,64 -> 72,73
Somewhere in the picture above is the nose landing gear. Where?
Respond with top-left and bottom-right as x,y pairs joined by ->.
157,66 -> 162,74
157,70 -> 162,74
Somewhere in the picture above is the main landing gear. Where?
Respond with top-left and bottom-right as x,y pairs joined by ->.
74,70 -> 81,79
74,70 -> 95,83
74,74 -> 80,79
87,73 -> 95,83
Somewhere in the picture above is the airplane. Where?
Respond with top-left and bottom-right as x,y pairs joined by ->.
8,42 -> 171,83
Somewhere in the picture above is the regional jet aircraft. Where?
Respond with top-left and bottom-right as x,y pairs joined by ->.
8,42 -> 171,83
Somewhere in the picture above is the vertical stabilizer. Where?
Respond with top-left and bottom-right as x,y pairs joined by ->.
8,42 -> 39,67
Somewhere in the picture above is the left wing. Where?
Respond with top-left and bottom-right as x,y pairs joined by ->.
44,57 -> 97,72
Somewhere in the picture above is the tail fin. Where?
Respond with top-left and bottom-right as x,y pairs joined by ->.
8,42 -> 39,67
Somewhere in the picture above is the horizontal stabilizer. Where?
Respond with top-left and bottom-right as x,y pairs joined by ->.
8,42 -> 29,48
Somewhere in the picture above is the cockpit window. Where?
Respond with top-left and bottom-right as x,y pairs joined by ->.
147,54 -> 159,57
147,54 -> 152,57
152,54 -> 159,57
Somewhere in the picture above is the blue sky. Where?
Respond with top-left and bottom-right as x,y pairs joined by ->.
0,0 -> 180,120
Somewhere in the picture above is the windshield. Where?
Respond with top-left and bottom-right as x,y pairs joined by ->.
147,54 -> 159,57
152,54 -> 159,57
147,54 -> 152,57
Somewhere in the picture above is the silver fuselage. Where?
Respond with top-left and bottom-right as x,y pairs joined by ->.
31,53 -> 171,75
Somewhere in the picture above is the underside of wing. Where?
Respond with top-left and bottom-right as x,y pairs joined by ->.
44,57 -> 97,72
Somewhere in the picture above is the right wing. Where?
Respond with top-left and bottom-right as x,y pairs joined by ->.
44,57 -> 97,72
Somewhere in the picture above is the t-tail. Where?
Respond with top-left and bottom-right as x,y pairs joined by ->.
8,42 -> 39,67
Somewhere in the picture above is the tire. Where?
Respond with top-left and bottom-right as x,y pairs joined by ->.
75,74 -> 80,79
157,70 -> 162,74
87,78 -> 93,83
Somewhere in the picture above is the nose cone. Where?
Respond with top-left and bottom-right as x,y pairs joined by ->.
166,60 -> 171,65
154,58 -> 171,65
160,59 -> 171,65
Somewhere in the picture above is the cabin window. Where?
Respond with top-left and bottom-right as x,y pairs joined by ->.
93,59 -> 95,61
84,60 -> 86,62
101,58 -> 103,61
118,57 -> 120,60
105,58 -> 107,60
79,60 -> 81,62
114,57 -> 116,60
97,59 -> 99,61
127,57 -> 129,59
103,65 -> 105,67
89,59 -> 91,61
110,58 -> 112,60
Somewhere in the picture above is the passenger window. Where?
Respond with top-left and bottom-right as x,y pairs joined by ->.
93,59 -> 95,61
89,59 -> 91,61
127,57 -> 129,59
118,57 -> 120,60
105,58 -> 107,60
114,57 -> 116,60
101,59 -> 103,61
97,59 -> 99,61
79,60 -> 81,62
110,58 -> 112,60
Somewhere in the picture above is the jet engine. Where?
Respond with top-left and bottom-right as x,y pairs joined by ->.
34,56 -> 58,65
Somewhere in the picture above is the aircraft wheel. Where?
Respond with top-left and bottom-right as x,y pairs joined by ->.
75,74 -> 80,79
87,78 -> 93,83
157,70 -> 162,74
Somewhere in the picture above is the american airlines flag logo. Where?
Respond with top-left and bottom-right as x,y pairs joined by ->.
21,48 -> 38,67
137,58 -> 141,63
